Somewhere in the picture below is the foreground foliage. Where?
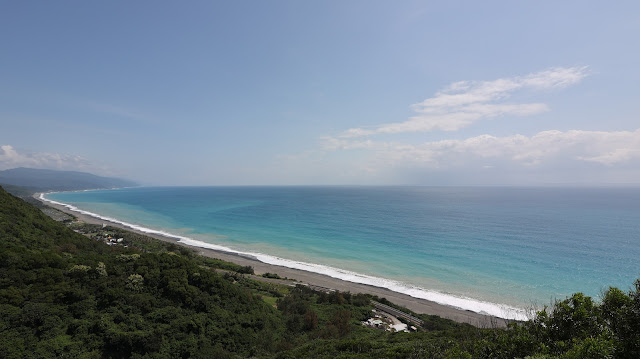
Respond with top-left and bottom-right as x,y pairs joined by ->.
0,186 -> 638,358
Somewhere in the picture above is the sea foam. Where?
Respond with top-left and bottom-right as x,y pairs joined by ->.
40,192 -> 530,321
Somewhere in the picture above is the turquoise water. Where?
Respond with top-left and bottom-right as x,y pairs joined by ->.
44,186 -> 640,319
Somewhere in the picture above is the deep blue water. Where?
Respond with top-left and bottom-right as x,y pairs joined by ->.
45,186 -> 640,319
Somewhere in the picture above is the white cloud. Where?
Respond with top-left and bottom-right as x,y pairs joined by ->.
581,149 -> 640,165
320,137 -> 380,151
307,66 -> 640,184
0,145 -> 95,171
339,66 -> 589,137
325,129 -> 640,169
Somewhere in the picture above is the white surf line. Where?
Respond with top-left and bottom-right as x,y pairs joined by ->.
39,191 -> 531,321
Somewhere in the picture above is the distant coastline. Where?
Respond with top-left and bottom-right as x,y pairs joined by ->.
36,190 -> 519,326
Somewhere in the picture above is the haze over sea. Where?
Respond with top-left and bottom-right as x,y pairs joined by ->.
45,186 -> 640,320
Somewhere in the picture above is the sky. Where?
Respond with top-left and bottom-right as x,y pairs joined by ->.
1,1 -> 640,186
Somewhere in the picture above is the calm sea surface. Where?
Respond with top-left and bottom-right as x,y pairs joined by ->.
45,186 -> 640,319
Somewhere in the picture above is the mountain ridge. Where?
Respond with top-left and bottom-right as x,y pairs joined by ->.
0,167 -> 137,191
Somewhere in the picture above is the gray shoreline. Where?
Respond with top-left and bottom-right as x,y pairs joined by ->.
36,192 -> 510,328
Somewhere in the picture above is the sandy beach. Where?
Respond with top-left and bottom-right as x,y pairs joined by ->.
36,193 -> 509,328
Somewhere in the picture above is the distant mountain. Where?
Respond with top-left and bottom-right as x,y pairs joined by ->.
0,167 -> 138,192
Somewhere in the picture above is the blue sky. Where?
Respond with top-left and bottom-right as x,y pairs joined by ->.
1,1 -> 639,185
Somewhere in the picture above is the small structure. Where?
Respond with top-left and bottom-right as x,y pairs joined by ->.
362,310 -> 409,333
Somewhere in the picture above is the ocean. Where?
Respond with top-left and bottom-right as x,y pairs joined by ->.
43,186 -> 640,320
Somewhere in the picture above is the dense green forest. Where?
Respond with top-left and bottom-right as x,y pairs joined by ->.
1,185 -> 638,358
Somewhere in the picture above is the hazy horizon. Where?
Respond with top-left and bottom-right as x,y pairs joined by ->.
2,1 -> 640,186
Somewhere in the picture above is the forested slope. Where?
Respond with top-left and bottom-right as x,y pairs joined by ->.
1,185 -> 639,358
0,185 -> 286,357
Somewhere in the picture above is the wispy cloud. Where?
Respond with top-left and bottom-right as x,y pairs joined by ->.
324,129 -> 640,168
82,100 -> 157,124
339,66 -> 590,137
0,145 -> 102,172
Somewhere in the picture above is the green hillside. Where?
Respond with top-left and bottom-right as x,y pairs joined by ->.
1,185 -> 638,358
0,185 -> 285,357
